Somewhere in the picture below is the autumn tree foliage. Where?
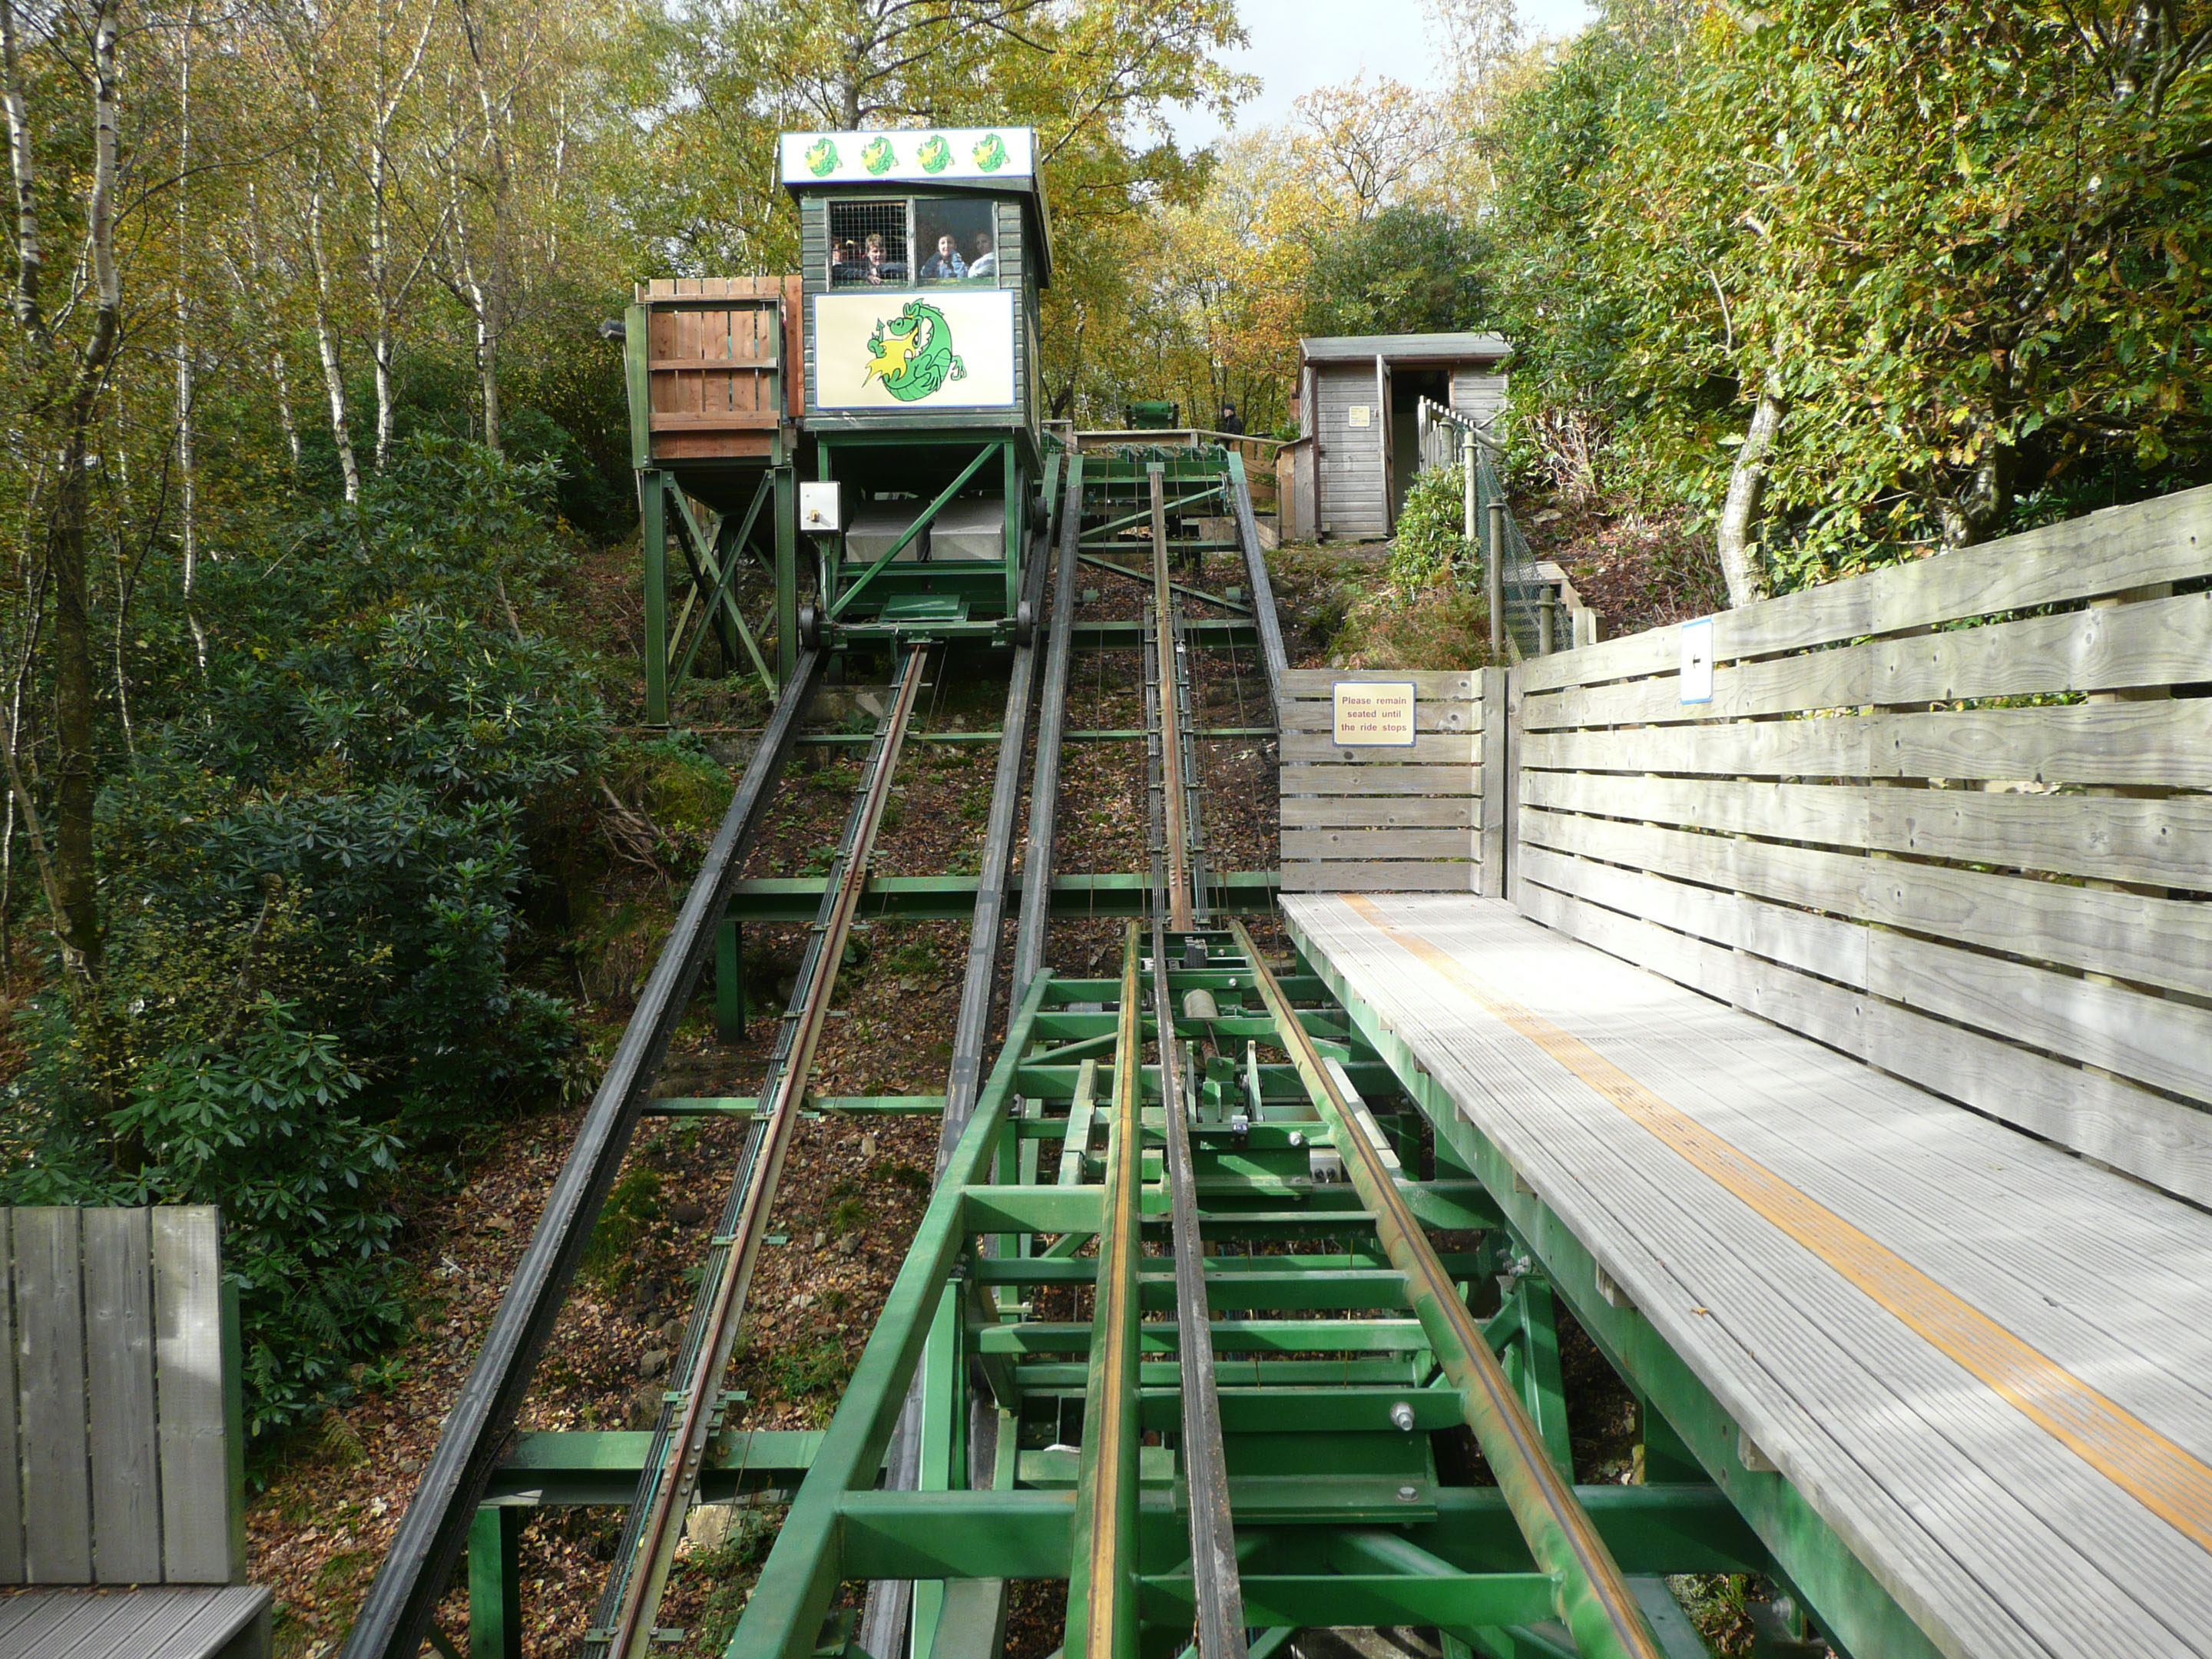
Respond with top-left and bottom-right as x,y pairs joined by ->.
1489,0 -> 2212,590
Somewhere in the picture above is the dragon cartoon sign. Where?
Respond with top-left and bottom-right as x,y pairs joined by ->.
813,290 -> 1017,411
780,127 -> 1034,187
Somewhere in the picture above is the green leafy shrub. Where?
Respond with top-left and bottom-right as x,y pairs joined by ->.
1386,465 -> 1474,597
2,439 -> 610,1444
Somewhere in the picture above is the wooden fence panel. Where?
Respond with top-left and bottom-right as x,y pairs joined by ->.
0,1205 -> 237,1586
84,1207 -> 162,1584
1508,481 -> 2212,1204
1278,669 -> 1495,895
155,1206 -> 237,1583
17,1207 -> 91,1583
0,1211 -> 18,1586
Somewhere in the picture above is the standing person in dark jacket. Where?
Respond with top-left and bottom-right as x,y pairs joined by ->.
1217,402 -> 1246,435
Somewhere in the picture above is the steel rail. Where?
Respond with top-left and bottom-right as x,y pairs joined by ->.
1224,451 -> 1286,720
1225,919 -> 1667,1659
1151,921 -> 1248,1659
594,647 -> 932,1659
1149,465 -> 1195,931
859,492 -> 1056,1659
1065,926 -> 1147,1659
339,649 -> 824,1659
1012,455 -> 1084,998
727,972 -> 1059,1659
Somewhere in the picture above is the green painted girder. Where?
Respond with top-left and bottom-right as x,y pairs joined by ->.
1072,619 -> 1257,651
1131,1386 -> 1466,1435
975,1319 -> 1430,1356
829,1485 -> 1763,1582
1016,1359 -> 1430,1390
977,1247 -> 1465,1281
723,869 -> 1280,922
487,1430 -> 828,1506
1013,1058 -> 1400,1101
640,1094 -> 945,1118
1293,930 -> 1942,1659
1140,1571 -> 1558,1631
1141,1269 -> 1407,1311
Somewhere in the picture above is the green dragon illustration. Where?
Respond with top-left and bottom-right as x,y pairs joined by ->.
803,137 -> 839,176
916,134 -> 952,174
863,300 -> 967,402
862,134 -> 896,174
972,132 -> 1009,172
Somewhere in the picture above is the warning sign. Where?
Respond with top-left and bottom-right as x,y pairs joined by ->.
1331,681 -> 1416,747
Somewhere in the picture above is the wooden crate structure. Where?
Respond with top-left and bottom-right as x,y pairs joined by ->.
1278,667 -> 1506,894
2,1206 -> 247,1585
1510,484 -> 2212,1204
627,276 -> 801,466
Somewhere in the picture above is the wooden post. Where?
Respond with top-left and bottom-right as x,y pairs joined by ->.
1486,499 -> 1506,659
1462,428 -> 1478,546
1479,665 -> 1509,899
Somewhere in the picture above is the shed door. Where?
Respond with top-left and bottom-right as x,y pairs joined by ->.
1314,367 -> 1386,539
1376,356 -> 1393,534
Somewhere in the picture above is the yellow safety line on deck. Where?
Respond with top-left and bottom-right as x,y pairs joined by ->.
1342,893 -> 2212,1556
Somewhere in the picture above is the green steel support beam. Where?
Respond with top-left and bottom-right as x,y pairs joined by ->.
1505,1273 -> 1575,1481
826,1485 -> 1760,1581
642,470 -> 670,726
485,1430 -> 826,1506
1072,620 -> 1257,651
1075,551 -> 1251,615
1286,916 -> 1943,1659
1080,483 -> 1226,541
774,465 -> 798,688
667,473 -> 777,699
723,869 -> 1281,923
467,1505 -> 522,1659
640,1094 -> 946,1119
716,919 -> 743,1042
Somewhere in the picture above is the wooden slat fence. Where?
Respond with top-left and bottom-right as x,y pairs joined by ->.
1279,667 -> 1505,895
1507,483 -> 2212,1205
0,1207 -> 244,1585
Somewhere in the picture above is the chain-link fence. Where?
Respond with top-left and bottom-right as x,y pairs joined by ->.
1414,397 -> 1557,658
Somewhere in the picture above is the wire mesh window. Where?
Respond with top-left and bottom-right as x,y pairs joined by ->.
829,200 -> 910,286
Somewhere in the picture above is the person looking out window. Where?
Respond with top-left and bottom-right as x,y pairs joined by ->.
920,233 -> 967,280
967,230 -> 998,280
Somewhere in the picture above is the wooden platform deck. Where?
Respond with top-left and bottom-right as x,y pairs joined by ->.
1283,891 -> 2212,1659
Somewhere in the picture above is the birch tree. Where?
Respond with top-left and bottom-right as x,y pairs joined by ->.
2,0 -> 124,984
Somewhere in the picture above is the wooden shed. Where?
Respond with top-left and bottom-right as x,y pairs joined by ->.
1296,332 -> 1510,540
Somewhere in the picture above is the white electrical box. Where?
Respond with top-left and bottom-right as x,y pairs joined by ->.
799,481 -> 843,533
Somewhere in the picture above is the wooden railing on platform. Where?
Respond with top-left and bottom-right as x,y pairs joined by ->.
1506,484 -> 2212,1205
2,1206 -> 245,1584
1278,667 -> 1505,895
